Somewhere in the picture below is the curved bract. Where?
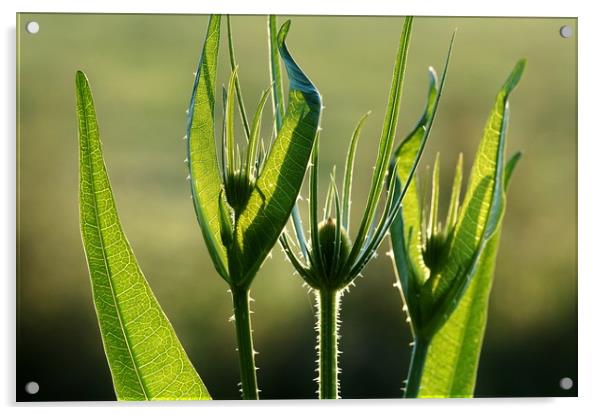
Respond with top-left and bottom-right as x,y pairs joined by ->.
76,71 -> 210,401
276,20 -> 321,100
229,20 -> 322,286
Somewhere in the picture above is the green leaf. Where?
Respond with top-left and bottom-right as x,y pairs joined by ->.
270,15 -> 308,261
218,190 -> 235,247
76,71 -> 210,401
426,59 -> 527,322
187,15 -> 229,281
228,20 -> 322,286
417,155 -> 521,398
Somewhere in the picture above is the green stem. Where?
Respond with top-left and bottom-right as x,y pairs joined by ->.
317,289 -> 340,399
231,287 -> 259,400
404,336 -> 429,398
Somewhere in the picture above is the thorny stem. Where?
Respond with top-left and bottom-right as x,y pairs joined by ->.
231,287 -> 259,399
404,336 -> 429,398
317,289 -> 340,399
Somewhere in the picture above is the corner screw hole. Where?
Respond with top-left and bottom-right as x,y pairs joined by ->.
559,25 -> 572,38
25,381 -> 39,395
26,21 -> 40,34
559,377 -> 573,390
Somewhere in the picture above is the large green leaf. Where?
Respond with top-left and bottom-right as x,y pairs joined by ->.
77,71 -> 210,401
228,21 -> 322,285
426,60 -> 526,315
417,153 -> 521,398
186,15 -> 229,281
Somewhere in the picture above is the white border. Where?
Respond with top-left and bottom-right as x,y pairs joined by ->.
0,0 -> 582,16
2,1 -> 599,414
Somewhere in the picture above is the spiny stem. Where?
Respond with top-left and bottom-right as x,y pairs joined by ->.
405,336 -> 429,398
317,289 -> 340,399
231,287 -> 259,399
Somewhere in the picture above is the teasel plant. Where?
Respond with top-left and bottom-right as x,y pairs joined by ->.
279,17 -> 454,399
185,15 -> 322,399
388,59 -> 525,398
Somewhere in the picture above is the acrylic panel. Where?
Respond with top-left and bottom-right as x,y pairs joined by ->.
16,13 -> 577,401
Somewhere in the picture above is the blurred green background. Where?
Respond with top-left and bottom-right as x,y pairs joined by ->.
16,14 -> 577,400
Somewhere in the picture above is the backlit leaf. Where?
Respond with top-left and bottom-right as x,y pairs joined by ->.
77,71 -> 210,401
228,21 -> 322,286
431,60 -> 527,308
186,15 -> 229,281
417,154 -> 521,398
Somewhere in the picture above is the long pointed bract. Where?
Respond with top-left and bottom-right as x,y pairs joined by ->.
444,153 -> 463,236
226,15 -> 251,140
245,86 -> 272,181
342,112 -> 371,231
225,67 -> 239,181
346,17 -> 413,270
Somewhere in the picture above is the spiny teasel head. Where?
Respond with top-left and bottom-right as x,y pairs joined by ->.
419,153 -> 461,276
317,217 -> 352,276
224,169 -> 256,216
279,109 -> 422,292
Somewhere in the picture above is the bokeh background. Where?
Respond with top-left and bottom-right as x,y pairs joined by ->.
16,14 -> 577,400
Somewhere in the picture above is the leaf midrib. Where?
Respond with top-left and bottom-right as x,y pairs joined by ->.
79,83 -> 150,400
